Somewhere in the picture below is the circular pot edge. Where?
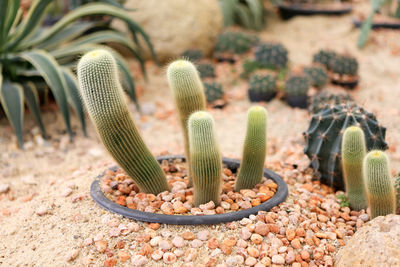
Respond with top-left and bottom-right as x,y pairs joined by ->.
90,155 -> 288,225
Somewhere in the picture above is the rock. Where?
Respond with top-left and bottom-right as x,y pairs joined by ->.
35,205 -> 49,216
197,230 -> 209,241
272,255 -> 285,265
131,254 -> 149,266
163,252 -> 177,264
66,249 -> 79,262
21,175 -> 37,185
0,183 -> 10,193
335,214 -> 400,266
113,0 -> 222,62
172,236 -> 185,248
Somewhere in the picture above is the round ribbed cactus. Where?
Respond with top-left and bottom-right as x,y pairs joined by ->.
204,82 -> 224,103
303,65 -> 328,88
303,103 -> 388,190
255,42 -> 288,69
235,106 -> 267,191
215,31 -> 256,55
77,49 -> 169,194
248,74 -> 277,102
285,75 -> 309,97
313,49 -> 337,70
341,126 -> 368,210
308,92 -> 354,114
181,49 -> 203,62
364,150 -> 396,219
197,63 -> 216,79
188,111 -> 222,206
332,55 -> 358,76
167,60 -> 206,184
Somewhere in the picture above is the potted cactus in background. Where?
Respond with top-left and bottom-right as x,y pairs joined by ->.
203,81 -> 226,109
248,74 -> 277,102
331,54 -> 359,89
284,74 -> 310,108
214,31 -> 259,63
303,65 -> 329,89
254,42 -> 288,70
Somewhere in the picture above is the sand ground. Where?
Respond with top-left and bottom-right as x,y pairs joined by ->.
1,5 -> 400,266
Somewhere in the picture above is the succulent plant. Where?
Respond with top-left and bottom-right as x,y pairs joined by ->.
215,31 -> 254,55
341,126 -> 368,210
332,55 -> 358,77
285,75 -> 310,97
395,175 -> 400,213
303,103 -> 388,190
303,65 -> 329,88
181,49 -> 204,62
364,150 -> 396,219
167,60 -> 207,185
308,92 -> 354,114
241,59 -> 261,78
220,0 -> 266,30
204,82 -> 224,103
235,106 -> 268,191
197,63 -> 216,79
249,74 -> 277,93
188,111 -> 222,206
254,42 -> 288,69
313,49 -> 337,70
77,50 -> 169,194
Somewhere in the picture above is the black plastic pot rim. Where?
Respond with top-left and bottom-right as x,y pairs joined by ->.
353,17 -> 400,29
331,78 -> 358,89
278,3 -> 352,13
90,155 -> 288,225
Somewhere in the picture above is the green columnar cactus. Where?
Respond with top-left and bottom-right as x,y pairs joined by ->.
235,106 -> 267,191
364,150 -> 396,219
341,126 -> 368,210
77,50 -> 169,194
167,60 -> 207,184
188,111 -> 222,206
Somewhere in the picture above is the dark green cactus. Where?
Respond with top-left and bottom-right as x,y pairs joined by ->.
241,59 -> 261,78
303,65 -> 328,88
235,106 -> 267,191
197,63 -> 216,79
255,42 -> 288,69
204,82 -> 224,103
167,59 -> 206,185
341,126 -> 368,210
308,92 -> 354,114
285,75 -> 309,97
77,49 -> 169,194
188,111 -> 222,206
395,175 -> 400,214
303,103 -> 388,190
181,49 -> 204,62
215,31 -> 254,55
249,74 -> 277,93
364,150 -> 396,219
332,55 -> 358,76
313,49 -> 337,70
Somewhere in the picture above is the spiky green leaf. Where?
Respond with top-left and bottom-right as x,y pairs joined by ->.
357,12 -> 374,48
22,82 -> 47,138
245,0 -> 264,30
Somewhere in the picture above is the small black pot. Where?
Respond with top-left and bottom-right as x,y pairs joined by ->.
90,155 -> 288,225
248,90 -> 277,103
278,3 -> 352,20
286,95 -> 308,109
353,18 -> 400,29
331,78 -> 359,89
214,55 -> 236,64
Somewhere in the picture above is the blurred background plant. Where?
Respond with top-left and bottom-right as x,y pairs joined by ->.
219,0 -> 266,30
0,0 -> 155,148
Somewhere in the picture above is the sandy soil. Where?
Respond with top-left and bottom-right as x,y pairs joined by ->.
1,5 -> 400,266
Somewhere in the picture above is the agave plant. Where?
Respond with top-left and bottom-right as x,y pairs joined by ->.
219,0 -> 265,30
0,0 -> 156,148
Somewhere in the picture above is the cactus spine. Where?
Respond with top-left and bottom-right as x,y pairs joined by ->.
188,111 -> 222,206
167,60 -> 206,185
363,150 -> 396,219
235,106 -> 267,191
341,126 -> 367,210
77,49 -> 169,194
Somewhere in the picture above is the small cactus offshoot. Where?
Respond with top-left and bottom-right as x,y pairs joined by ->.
204,82 -> 224,103
255,42 -> 288,69
312,49 -> 337,70
235,106 -> 268,191
341,126 -> 368,211
77,49 -> 169,194
303,65 -> 328,88
167,59 -> 207,185
188,111 -> 222,206
364,150 -> 396,219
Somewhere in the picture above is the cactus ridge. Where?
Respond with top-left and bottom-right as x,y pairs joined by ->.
303,103 -> 387,190
188,111 -> 222,206
364,150 -> 396,218
235,106 -> 267,191
78,50 -> 169,194
341,126 -> 368,210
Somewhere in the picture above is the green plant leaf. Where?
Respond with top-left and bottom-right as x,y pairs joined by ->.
220,0 -> 237,27
61,67 -> 87,137
357,12 -> 374,48
0,0 -> 10,47
22,82 -> 47,138
245,0 -> 264,31
234,4 -> 254,29
0,76 -> 25,148
19,50 -> 73,139
4,0 -> 21,38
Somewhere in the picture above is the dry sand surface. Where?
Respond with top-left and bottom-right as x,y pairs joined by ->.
1,7 -> 400,267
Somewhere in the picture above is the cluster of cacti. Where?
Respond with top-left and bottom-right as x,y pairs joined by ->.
255,42 -> 288,69
341,126 -> 368,211
284,75 -> 310,96
303,103 -> 388,190
197,63 -> 216,78
303,65 -> 328,88
312,49 -> 337,70
331,54 -> 358,76
363,150 -> 396,218
188,111 -> 223,206
204,82 -> 224,103
235,106 -> 268,191
77,49 -> 169,194
181,49 -> 204,62
308,92 -> 354,114
215,31 -> 255,55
